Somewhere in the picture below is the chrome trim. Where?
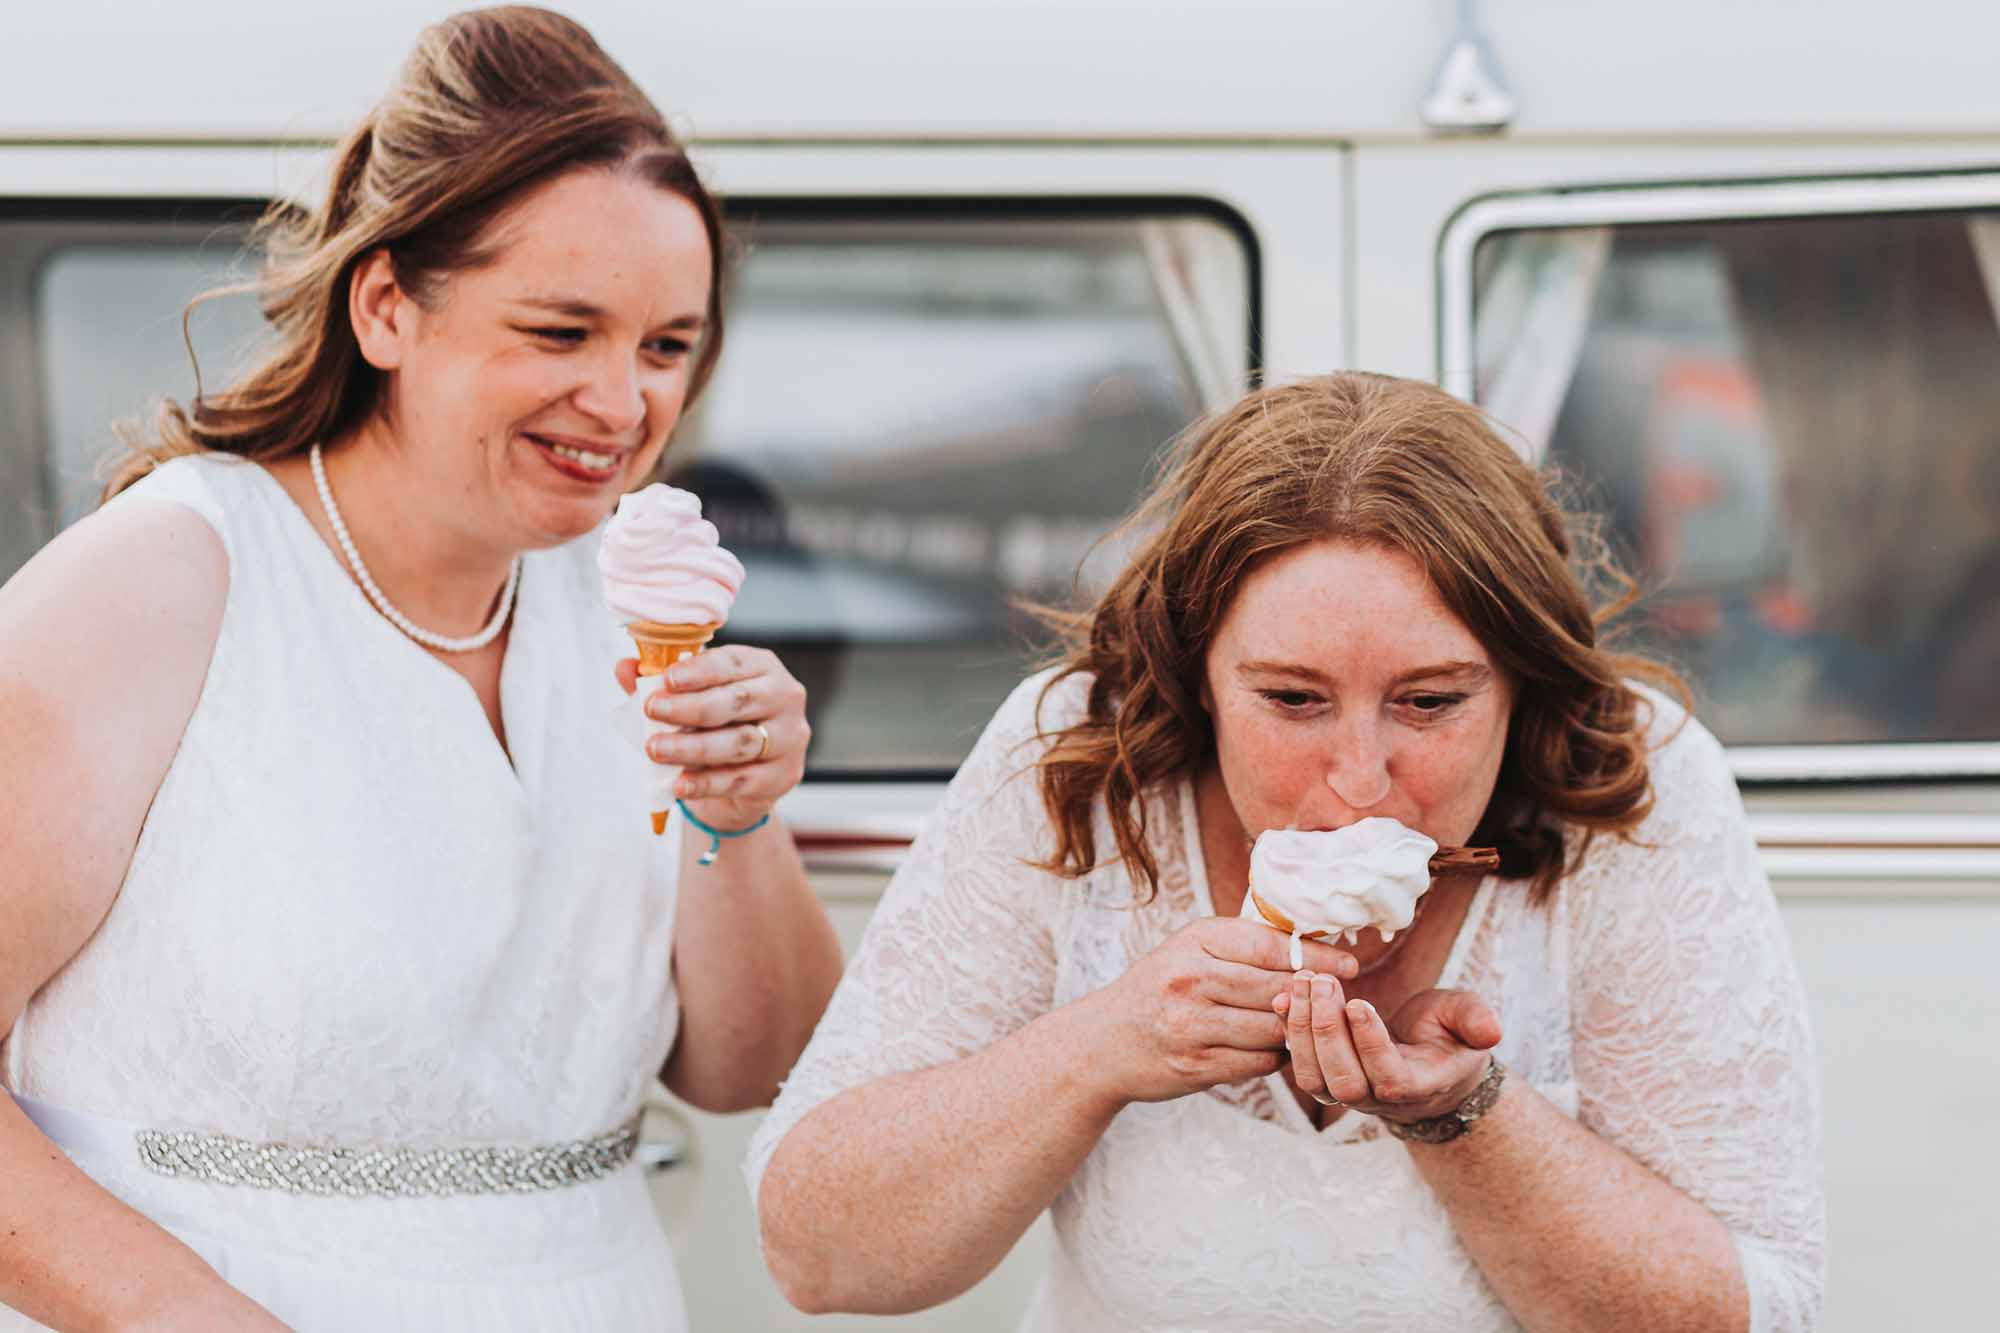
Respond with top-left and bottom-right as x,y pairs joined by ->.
783,749 -> 2000,799
788,791 -> 2000,881
1762,848 -> 2000,882
779,782 -> 938,845
797,840 -> 2000,891
1773,881 -> 2000,900
1729,743 -> 2000,784
1754,813 -> 2000,890
781,783 -> 935,878
1435,171 -> 2000,784
1745,813 -> 2000,846
797,847 -> 914,876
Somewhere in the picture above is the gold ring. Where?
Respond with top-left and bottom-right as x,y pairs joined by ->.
752,722 -> 771,762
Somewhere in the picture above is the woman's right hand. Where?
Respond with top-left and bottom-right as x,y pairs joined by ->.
1079,918 -> 1358,1105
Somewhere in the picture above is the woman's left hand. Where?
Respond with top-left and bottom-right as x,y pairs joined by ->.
1274,976 -> 1501,1123
614,644 -> 810,831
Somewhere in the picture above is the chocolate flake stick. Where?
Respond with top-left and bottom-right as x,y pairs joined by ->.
1429,845 -> 1501,874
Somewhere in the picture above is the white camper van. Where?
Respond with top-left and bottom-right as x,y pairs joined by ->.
4,2 -> 1997,1327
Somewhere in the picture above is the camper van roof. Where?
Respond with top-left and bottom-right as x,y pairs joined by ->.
8,0 -> 2000,144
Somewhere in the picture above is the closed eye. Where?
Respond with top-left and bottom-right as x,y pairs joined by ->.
525,325 -> 585,346
1401,692 -> 1466,717
1259,689 -> 1323,711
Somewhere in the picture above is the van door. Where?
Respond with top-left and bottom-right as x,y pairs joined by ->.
1439,174 -> 2000,1330
638,194 -> 1259,1330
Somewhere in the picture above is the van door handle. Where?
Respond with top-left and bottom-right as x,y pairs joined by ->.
636,1095 -> 693,1174
637,1133 -> 687,1173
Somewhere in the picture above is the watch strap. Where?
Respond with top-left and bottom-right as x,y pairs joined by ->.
1381,1056 -> 1507,1144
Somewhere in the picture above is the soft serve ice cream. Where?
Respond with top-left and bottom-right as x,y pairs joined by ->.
1239,817 -> 1440,968
597,485 -> 745,639
597,484 -> 746,833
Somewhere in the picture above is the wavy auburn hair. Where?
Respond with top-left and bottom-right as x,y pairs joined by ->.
1034,372 -> 1686,905
105,5 -> 725,499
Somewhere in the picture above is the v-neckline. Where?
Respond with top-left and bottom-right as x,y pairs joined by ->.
1174,777 -> 1496,1141
248,459 -> 535,796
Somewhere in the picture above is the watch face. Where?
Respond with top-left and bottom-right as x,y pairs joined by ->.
1385,1113 -> 1464,1144
1424,1117 -> 1467,1143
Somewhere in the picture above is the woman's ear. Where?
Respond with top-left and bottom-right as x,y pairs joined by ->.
348,249 -> 413,372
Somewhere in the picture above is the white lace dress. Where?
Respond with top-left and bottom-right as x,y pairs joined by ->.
1,455 -> 689,1330
747,670 -> 1826,1332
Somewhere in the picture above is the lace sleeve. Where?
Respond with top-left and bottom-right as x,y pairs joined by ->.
744,672 -> 1073,1205
1566,697 -> 1827,1332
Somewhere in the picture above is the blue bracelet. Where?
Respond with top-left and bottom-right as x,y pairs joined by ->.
675,799 -> 771,866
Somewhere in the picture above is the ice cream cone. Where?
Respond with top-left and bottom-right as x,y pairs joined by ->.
627,621 -> 719,836
628,620 -> 720,676
601,486 -> 744,843
1248,888 -> 1324,940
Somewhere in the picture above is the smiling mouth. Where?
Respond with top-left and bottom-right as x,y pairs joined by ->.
526,433 -> 627,481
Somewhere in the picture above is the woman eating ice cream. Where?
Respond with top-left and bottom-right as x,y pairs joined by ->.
0,9 -> 838,1330
750,372 -> 1825,1331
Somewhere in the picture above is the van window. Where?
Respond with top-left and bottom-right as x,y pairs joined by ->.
1461,205 -> 2000,758
0,211 -> 265,578
3,203 -> 1255,776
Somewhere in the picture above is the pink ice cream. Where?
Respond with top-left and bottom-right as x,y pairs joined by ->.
597,485 -> 745,625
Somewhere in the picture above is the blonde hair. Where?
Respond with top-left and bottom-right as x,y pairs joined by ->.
1033,372 -> 1686,904
106,5 -> 725,500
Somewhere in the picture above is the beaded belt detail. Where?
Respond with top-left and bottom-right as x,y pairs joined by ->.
132,1116 -> 643,1198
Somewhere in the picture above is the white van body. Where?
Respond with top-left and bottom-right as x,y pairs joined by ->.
5,3 -> 1997,1328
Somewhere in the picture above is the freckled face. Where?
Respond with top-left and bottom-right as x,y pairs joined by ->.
386,168 -> 713,548
1202,539 -> 1515,850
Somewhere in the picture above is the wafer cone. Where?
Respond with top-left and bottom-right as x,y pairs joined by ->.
628,620 -> 720,677
627,620 -> 720,835
1248,889 -> 1320,939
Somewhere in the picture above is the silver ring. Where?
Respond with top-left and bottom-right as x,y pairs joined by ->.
751,722 -> 771,762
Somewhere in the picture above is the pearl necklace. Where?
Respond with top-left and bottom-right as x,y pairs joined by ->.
309,444 -> 520,654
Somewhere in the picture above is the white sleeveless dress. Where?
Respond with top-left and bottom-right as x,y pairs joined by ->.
1,455 -> 689,1330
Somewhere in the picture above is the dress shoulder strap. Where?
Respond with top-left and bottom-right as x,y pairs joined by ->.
100,452 -> 276,571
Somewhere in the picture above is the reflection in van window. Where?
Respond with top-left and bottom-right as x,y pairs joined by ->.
0,218 -> 261,580
675,216 -> 1251,773
41,243 -> 266,528
6,208 -> 1253,776
1473,212 -> 2000,748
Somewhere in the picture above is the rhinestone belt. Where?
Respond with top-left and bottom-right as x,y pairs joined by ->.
132,1115 -> 642,1198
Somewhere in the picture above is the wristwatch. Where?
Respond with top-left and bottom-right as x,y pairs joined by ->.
1381,1057 -> 1507,1144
